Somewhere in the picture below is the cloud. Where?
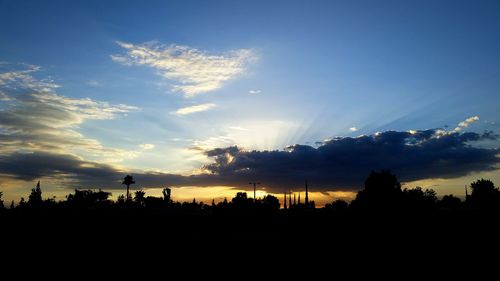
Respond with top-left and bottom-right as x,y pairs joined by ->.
0,65 -> 139,163
87,80 -> 102,87
349,127 -> 358,132
0,64 -> 59,93
174,103 -> 216,115
0,151 -> 207,189
196,129 -> 499,192
249,90 -> 261,94
1,125 -> 497,194
0,151 -> 120,184
453,116 -> 480,132
112,41 -> 257,97
139,144 -> 155,150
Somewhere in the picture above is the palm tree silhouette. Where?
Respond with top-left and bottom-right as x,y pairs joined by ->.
122,175 -> 135,201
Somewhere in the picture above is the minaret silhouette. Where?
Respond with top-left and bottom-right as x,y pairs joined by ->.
289,192 -> 292,207
293,193 -> 296,205
284,192 -> 287,210
298,192 -> 301,205
305,180 -> 309,206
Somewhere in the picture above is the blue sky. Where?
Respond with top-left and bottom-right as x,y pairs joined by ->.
1,0 -> 499,204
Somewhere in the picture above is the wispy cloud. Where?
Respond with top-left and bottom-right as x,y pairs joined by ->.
249,90 -> 261,94
112,41 -> 257,97
174,103 -> 216,115
0,65 -> 140,164
0,64 -> 59,93
349,127 -> 358,132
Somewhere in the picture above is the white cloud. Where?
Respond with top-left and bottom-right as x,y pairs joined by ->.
0,65 -> 140,163
349,127 -> 358,132
32,92 -> 138,120
139,143 -> 155,150
174,103 -> 216,115
0,64 -> 59,93
87,80 -> 102,87
249,90 -> 261,94
453,116 -> 479,133
112,41 -> 257,97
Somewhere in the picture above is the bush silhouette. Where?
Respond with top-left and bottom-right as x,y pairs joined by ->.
350,170 -> 402,210
468,179 -> 500,209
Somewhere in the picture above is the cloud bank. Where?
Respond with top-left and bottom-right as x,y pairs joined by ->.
1,124 -> 497,194
112,41 -> 256,97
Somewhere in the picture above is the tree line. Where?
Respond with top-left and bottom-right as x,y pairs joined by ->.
0,170 -> 499,213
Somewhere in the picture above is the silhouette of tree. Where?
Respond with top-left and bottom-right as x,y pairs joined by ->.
122,175 -> 135,201
260,195 -> 280,211
162,187 -> 171,203
18,197 -> 26,208
134,190 -> 146,207
325,199 -> 349,211
438,194 -> 462,209
143,196 -> 163,208
468,179 -> 500,208
402,187 -> 437,210
350,170 -> 402,210
0,191 -> 4,209
231,192 -> 253,209
66,189 -> 112,208
10,200 -> 14,209
28,181 -> 42,207
117,194 -> 126,206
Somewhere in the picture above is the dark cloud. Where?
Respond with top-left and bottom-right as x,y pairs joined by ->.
0,130 -> 498,193
198,129 -> 499,192
0,152 -> 120,185
0,151 -> 236,190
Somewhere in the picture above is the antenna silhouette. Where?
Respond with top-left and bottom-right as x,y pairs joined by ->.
249,182 -> 261,202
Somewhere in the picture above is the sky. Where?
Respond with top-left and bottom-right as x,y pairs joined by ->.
1,0 -> 499,206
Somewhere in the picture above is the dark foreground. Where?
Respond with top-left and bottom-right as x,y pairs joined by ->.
3,209 -> 499,260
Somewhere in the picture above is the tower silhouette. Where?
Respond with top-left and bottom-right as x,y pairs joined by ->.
249,182 -> 260,202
